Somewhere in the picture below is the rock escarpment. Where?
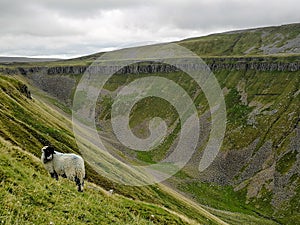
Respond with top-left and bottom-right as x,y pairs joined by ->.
6,57 -> 300,76
2,57 -> 298,106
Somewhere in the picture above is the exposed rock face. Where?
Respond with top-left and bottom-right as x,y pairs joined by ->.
4,57 -> 297,106
47,66 -> 86,75
260,34 -> 300,55
238,141 -> 273,182
29,73 -> 76,105
198,126 -> 300,209
272,128 -> 300,209
197,139 -> 275,186
10,58 -> 300,78
208,59 -> 300,72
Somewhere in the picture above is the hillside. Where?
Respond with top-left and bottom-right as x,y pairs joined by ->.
0,23 -> 299,224
0,57 -> 59,63
178,23 -> 300,57
0,74 -> 280,224
0,137 -> 186,224
0,75 -> 205,224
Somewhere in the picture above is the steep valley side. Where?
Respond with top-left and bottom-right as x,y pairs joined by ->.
3,55 -> 298,224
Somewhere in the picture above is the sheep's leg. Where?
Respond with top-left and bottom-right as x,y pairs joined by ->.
50,171 -> 58,180
75,176 -> 83,192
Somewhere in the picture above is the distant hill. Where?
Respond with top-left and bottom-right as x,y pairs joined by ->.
0,56 -> 59,63
4,23 -> 297,67
178,23 -> 300,57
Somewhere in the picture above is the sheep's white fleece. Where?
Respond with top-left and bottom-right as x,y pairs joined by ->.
42,151 -> 85,191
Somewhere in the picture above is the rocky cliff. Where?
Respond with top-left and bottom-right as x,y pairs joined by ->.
1,56 -> 298,106
2,57 -> 299,76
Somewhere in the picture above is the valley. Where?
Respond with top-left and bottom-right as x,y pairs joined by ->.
0,23 -> 299,224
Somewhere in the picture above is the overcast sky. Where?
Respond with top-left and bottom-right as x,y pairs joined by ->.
0,0 -> 299,58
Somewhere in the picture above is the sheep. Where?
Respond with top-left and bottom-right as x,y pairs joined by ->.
41,146 -> 85,192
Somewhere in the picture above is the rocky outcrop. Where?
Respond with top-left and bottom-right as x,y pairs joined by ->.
2,56 -> 298,78
0,67 -> 20,75
18,61 -> 300,75
47,66 -> 87,75
29,73 -> 76,105
11,57 -> 297,106
207,58 -> 300,72
16,66 -> 87,76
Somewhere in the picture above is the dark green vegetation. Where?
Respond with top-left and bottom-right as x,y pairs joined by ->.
225,87 -> 252,125
276,150 -> 298,174
0,23 -> 299,224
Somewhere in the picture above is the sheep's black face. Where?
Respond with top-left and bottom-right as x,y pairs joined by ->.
41,146 -> 55,163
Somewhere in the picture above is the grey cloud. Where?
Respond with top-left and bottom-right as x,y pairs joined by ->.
3,0 -> 151,18
0,0 -> 299,57
154,0 -> 300,31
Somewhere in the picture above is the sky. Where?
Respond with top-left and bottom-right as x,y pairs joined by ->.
0,0 -> 299,58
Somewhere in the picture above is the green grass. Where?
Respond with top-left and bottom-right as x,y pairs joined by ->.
0,75 -> 77,156
276,150 -> 298,174
98,70 -> 201,164
225,87 -> 252,125
0,137 -> 186,225
180,181 -> 250,213
178,181 -> 279,225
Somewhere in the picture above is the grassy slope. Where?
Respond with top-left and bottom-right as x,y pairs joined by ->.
0,137 -> 187,225
0,74 -> 279,224
178,23 -> 300,57
0,74 -> 191,225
